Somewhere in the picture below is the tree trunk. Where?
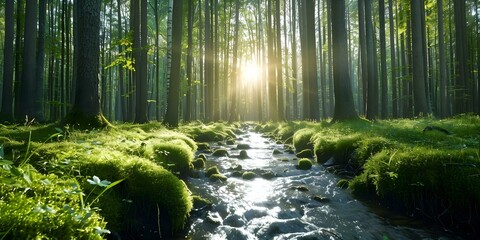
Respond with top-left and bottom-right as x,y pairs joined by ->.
388,0 -> 397,118
379,0 -> 388,118
453,0 -> 468,114
229,0 -> 240,121
19,0 -> 37,120
185,0 -> 194,122
267,0 -> 277,121
134,0 -> 148,123
331,0 -> 358,121
365,0 -> 378,120
65,0 -> 108,128
411,0 -> 430,116
437,0 -> 448,118
291,0 -> 298,119
14,0 -> 24,121
0,0 -> 14,122
163,0 -> 183,127
358,0 -> 367,115
204,0 -> 214,121
275,0 -> 284,120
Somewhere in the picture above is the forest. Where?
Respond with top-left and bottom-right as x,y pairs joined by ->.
0,0 -> 479,239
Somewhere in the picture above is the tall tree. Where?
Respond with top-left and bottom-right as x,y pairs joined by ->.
229,0 -> 240,121
388,0 -> 398,118
410,0 -> 430,116
365,0 -> 378,119
164,0 -> 183,127
453,0 -> 469,114
267,0 -> 277,121
185,0 -> 194,122
204,0 -> 214,121
65,0 -> 109,128
0,0 -> 14,122
14,0 -> 24,120
19,0 -> 38,120
35,0 -> 47,122
379,0 -> 388,118
437,0 -> 448,118
331,0 -> 358,121
275,0 -> 284,120
133,0 -> 148,123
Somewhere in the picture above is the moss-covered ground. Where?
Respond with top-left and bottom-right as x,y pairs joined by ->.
0,122 -> 198,239
255,114 -> 480,237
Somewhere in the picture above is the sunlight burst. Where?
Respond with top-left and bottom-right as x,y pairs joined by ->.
241,62 -> 261,85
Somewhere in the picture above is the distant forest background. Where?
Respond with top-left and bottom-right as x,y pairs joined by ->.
0,0 -> 479,124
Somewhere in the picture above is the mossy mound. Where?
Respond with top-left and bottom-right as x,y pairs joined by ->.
296,158 -> 313,170
293,128 -> 316,151
209,173 -> 228,182
272,149 -> 282,155
179,122 -> 237,142
238,150 -> 250,159
192,195 -> 212,210
242,171 -> 256,180
0,123 -> 195,238
206,166 -> 221,177
193,158 -> 206,169
212,148 -> 229,157
152,142 -> 194,177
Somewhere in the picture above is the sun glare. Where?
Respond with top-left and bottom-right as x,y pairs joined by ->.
241,62 -> 261,85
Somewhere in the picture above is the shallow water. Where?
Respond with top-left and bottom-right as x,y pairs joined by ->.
186,129 -> 460,240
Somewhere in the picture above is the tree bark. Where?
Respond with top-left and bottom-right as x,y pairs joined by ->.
437,0 -> 448,118
379,0 -> 388,118
65,0 -> 109,128
388,0 -> 397,118
365,0 -> 378,120
0,0 -> 14,122
411,0 -> 430,116
331,0 -> 358,121
163,0 -> 183,127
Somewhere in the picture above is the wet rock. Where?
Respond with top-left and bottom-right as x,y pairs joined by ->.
193,158 -> 206,169
223,214 -> 246,227
237,143 -> 251,150
292,185 -> 309,192
231,171 -> 243,177
242,171 -> 256,180
192,195 -> 212,210
217,141 -> 225,146
276,140 -> 283,144
197,142 -> 210,151
278,157 -> 290,162
238,150 -> 250,159
295,158 -> 313,170
296,149 -> 314,158
261,170 -> 276,180
206,166 -> 220,177
284,148 -> 295,154
209,173 -> 228,182
203,149 -> 213,154
312,195 -> 330,203
226,139 -> 236,145
206,212 -> 223,225
197,154 -> 208,161
230,164 -> 243,171
244,208 -> 268,221
212,149 -> 229,157
272,149 -> 282,155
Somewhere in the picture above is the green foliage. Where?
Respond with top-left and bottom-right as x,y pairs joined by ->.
0,123 -> 195,238
296,158 -> 313,170
179,122 -> 237,142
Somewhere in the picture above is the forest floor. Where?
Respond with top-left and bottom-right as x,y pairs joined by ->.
0,115 -> 479,239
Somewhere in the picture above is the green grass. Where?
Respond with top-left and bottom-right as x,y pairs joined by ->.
0,122 -> 195,238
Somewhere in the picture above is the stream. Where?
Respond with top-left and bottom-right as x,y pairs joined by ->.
186,128 -> 460,239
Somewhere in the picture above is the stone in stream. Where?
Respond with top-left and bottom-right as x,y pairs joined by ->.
236,143 -> 251,150
205,212 -> 223,225
226,139 -> 236,145
231,171 -> 243,177
212,148 -> 229,157
261,170 -> 276,180
272,149 -> 282,155
238,150 -> 250,159
292,185 -> 309,192
197,142 -> 210,151
193,158 -> 206,169
197,153 -> 208,161
312,195 -> 330,203
223,214 -> 246,227
242,171 -> 256,180
209,173 -> 228,182
296,149 -> 314,158
230,164 -> 243,171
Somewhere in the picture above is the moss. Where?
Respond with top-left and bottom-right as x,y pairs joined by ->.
226,139 -> 236,145
242,171 -> 256,180
272,149 -> 282,155
63,106 -> 112,129
296,158 -> 313,170
336,179 -> 349,189
293,128 -> 316,151
192,195 -> 212,209
209,173 -> 228,182
197,154 -> 208,162
296,149 -> 314,158
232,171 -> 243,177
212,148 -> 229,157
197,142 -> 210,151
206,166 -> 220,177
313,138 -> 336,164
152,142 -> 194,177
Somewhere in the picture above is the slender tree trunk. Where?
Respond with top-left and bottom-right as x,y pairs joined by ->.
14,0 -> 24,121
275,0 -> 284,120
326,0 -> 333,116
379,0 -> 388,118
358,0 -> 367,115
453,0 -> 468,114
267,0 -> 277,121
229,0 -> 240,121
1,0 -> 14,122
185,0 -> 194,122
134,0 -> 148,123
19,0 -> 37,120
204,0 -> 214,121
213,0 -> 220,121
437,0 -> 448,118
164,0 -> 183,127
291,0 -> 298,119
332,0 -> 358,121
365,0 -> 378,120
388,0 -> 397,118
410,0 -> 430,116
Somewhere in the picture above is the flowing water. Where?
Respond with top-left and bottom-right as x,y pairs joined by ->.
186,128 -> 460,240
